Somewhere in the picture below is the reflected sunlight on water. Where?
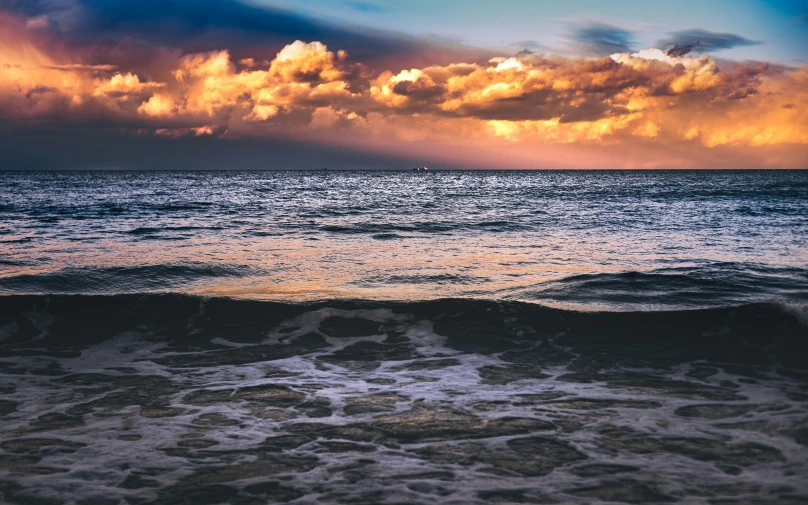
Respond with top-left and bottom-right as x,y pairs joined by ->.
1,170 -> 806,310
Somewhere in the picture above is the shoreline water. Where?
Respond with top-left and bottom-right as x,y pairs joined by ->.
1,294 -> 806,504
2,264 -> 806,312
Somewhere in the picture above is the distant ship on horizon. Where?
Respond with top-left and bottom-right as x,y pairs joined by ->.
412,166 -> 429,172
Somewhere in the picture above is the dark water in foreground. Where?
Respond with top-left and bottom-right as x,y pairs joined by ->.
1,171 -> 807,504
0,296 -> 807,504
1,170 -> 807,309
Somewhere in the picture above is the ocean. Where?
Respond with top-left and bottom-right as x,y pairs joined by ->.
2,170 -> 807,308
1,170 -> 807,504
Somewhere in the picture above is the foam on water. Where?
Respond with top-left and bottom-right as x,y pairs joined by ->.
0,296 -> 806,504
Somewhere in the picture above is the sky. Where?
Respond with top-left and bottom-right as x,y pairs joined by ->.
264,0 -> 808,63
0,0 -> 806,169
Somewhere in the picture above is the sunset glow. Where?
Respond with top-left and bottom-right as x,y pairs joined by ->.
1,1 -> 806,168
2,3 -> 808,502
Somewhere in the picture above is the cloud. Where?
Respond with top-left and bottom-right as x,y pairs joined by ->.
154,125 -> 218,137
567,22 -> 635,55
0,12 -> 168,119
25,85 -> 57,99
656,29 -> 762,55
367,47 -> 806,147
0,126 -> 432,170
0,13 -> 357,127
0,8 -> 805,168
371,50 -> 716,122
47,64 -> 118,72
0,0 -> 488,70
0,0 -> 64,18
138,93 -> 175,117
154,41 -> 355,122
508,40 -> 554,54
25,14 -> 50,29
92,73 -> 165,97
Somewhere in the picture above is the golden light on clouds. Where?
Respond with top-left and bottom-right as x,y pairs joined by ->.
1,10 -> 806,167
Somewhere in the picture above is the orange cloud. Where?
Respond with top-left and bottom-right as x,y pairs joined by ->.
365,48 -> 806,148
0,7 -> 805,167
138,41 -> 356,125
138,93 -> 176,117
92,73 -> 165,98
0,13 -> 164,118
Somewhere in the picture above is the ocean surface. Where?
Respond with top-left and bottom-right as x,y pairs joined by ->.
1,170 -> 807,309
1,170 -> 807,504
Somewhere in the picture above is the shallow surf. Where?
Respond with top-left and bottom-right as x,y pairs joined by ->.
0,295 -> 806,504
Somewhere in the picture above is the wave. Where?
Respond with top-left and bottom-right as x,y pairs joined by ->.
510,264 -> 808,309
125,226 -> 224,234
370,232 -> 404,240
318,220 -> 530,235
0,295 -> 805,370
1,263 -> 805,310
0,263 -> 259,294
152,202 -> 214,212
0,259 -> 29,266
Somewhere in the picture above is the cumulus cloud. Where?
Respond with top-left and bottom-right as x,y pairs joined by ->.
0,12 -> 168,119
0,7 -> 805,167
370,49 -> 725,124
366,46 -> 806,146
156,41 -> 355,122
92,73 -> 165,97
138,93 -> 176,117
0,15 -> 357,128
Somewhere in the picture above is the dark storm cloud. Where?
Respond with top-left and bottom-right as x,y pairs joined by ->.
0,0 -> 494,73
567,22 -> 635,55
0,0 -> 484,67
25,85 -> 57,100
0,127 -> 437,170
77,0 -> 410,60
0,0 -> 56,17
656,29 -> 762,55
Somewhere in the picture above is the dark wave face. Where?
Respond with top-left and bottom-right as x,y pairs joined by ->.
0,263 -> 260,293
1,170 -> 807,310
511,264 -> 808,309
0,296 -> 806,504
